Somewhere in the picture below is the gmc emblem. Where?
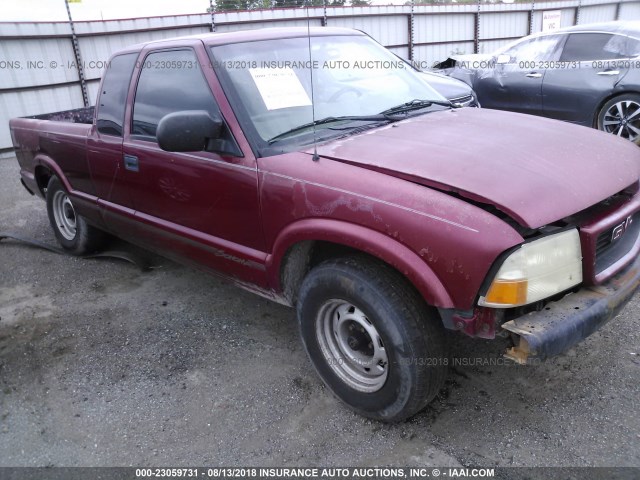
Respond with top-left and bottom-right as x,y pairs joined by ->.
612,216 -> 633,242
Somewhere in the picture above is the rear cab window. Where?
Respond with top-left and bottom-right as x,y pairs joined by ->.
97,53 -> 138,136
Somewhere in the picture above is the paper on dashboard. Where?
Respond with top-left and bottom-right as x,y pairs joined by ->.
249,67 -> 312,110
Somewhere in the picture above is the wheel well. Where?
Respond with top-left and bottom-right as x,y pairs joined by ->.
34,166 -> 53,195
280,240 -> 421,307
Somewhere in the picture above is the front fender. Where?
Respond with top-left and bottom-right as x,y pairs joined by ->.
266,218 -> 454,308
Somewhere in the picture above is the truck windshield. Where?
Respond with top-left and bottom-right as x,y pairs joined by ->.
210,34 -> 446,149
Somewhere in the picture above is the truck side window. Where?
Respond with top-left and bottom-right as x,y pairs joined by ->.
97,53 -> 137,136
132,49 -> 220,139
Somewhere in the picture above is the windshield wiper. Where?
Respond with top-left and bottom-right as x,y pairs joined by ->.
266,103 -> 456,144
267,115 -> 391,144
380,98 -> 461,116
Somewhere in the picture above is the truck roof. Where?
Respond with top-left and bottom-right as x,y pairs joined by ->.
115,26 -> 364,55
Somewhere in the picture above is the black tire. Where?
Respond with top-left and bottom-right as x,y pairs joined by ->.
597,93 -> 640,143
297,256 -> 448,422
46,176 -> 106,255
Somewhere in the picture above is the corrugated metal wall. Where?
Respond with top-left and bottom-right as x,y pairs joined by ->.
1,0 -> 639,154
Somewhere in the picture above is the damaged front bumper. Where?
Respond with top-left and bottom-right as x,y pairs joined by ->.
501,252 -> 640,364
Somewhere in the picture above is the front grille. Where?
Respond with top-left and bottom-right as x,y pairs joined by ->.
595,230 -> 613,257
594,211 -> 640,275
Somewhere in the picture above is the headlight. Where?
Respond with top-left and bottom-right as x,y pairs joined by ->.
478,229 -> 582,308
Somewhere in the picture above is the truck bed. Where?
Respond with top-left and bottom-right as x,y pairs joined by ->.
27,106 -> 94,124
10,106 -> 97,198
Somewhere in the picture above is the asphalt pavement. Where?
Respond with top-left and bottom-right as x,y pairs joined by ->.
1,157 -> 639,468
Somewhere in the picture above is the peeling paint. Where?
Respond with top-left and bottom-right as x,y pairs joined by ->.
265,170 -> 478,232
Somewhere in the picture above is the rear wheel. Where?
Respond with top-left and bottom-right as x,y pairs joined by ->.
297,256 -> 447,422
597,94 -> 640,142
46,176 -> 106,255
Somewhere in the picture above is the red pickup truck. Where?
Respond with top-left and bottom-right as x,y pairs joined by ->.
10,27 -> 640,422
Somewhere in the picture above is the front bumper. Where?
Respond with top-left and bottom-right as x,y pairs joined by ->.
501,251 -> 640,364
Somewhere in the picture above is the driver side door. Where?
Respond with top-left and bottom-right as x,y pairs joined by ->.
120,46 -> 267,285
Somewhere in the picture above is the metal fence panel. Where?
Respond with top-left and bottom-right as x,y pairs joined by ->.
414,13 -> 475,44
387,45 -> 410,60
0,21 -> 72,37
329,14 -> 408,47
216,7 -> 325,24
620,1 -> 640,17
415,5 -> 478,15
216,19 -> 322,32
480,12 -> 530,40
0,38 -> 78,89
2,1 -> 640,154
578,4 -> 618,23
72,14 -> 211,35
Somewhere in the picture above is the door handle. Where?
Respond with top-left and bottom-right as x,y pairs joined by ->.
123,154 -> 139,172
525,72 -> 542,78
597,70 -> 620,76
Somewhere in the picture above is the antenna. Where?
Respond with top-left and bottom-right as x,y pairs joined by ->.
306,2 -> 320,161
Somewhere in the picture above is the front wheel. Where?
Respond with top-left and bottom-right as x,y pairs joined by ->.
597,94 -> 640,143
46,176 -> 107,255
297,256 -> 447,422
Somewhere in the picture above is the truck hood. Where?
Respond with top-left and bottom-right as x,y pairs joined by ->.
314,108 -> 640,228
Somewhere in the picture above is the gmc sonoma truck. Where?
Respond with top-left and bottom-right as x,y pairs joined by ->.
10,28 -> 640,422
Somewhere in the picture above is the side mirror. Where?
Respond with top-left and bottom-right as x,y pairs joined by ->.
157,110 -> 223,152
495,54 -> 511,65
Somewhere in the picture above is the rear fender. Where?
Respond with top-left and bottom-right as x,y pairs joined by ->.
33,154 -> 102,226
34,154 -> 70,191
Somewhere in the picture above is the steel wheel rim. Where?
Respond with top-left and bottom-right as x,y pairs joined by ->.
52,190 -> 77,241
315,299 -> 388,393
602,100 -> 640,142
